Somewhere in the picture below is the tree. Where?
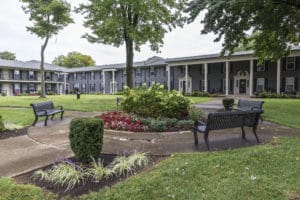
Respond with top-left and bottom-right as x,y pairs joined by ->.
21,0 -> 73,98
0,51 -> 16,60
186,0 -> 300,61
77,0 -> 185,88
52,51 -> 96,67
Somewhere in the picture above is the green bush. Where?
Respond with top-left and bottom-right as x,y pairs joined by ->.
186,91 -> 221,97
0,115 -> 5,132
222,98 -> 234,111
122,83 -> 190,119
254,92 -> 300,98
149,120 -> 167,132
188,107 -> 204,122
175,120 -> 194,129
69,117 -> 104,163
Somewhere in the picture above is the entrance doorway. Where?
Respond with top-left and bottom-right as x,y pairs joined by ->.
239,79 -> 247,94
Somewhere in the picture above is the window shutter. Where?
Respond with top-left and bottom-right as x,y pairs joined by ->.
265,78 -> 268,91
281,57 -> 286,71
295,77 -> 298,91
281,77 -> 285,92
148,68 -> 150,77
199,80 -> 202,91
220,79 -> 223,92
230,64 -> 233,74
254,60 -> 257,72
295,57 -> 299,71
208,65 -> 211,74
265,61 -> 268,72
221,63 -> 224,73
254,78 -> 257,92
208,80 -> 210,92
154,68 -> 157,77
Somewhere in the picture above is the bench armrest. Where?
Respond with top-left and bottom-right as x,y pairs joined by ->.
55,105 -> 64,110
195,120 -> 206,126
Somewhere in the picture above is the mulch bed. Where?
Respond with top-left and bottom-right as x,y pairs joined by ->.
14,154 -> 167,199
0,127 -> 28,140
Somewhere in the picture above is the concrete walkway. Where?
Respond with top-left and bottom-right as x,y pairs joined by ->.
0,102 -> 299,177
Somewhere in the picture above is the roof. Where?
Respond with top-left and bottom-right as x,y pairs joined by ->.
0,59 -> 63,71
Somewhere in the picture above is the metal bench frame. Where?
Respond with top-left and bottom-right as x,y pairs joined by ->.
193,110 -> 262,150
233,99 -> 264,111
30,101 -> 64,126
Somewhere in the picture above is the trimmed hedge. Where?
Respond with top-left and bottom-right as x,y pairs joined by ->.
69,117 -> 104,163
222,98 -> 234,111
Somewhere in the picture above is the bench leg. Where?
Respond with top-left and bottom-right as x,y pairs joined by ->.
204,131 -> 210,150
51,114 -> 55,120
241,126 -> 246,140
44,116 -> 49,126
252,126 -> 260,143
32,117 -> 38,126
60,111 -> 64,120
193,127 -> 198,145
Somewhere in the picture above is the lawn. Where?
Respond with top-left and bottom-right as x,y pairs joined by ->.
0,137 -> 299,200
261,99 -> 300,128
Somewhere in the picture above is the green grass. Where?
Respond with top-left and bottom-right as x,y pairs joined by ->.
188,97 -> 212,104
261,99 -> 300,128
0,178 -> 55,200
0,108 -> 34,127
0,95 -> 119,112
79,137 -> 300,200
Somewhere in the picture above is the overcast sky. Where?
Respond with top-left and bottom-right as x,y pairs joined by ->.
0,0 -> 223,65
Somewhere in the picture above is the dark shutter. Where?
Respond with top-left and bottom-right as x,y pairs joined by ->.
220,79 -> 223,92
254,60 -> 257,72
221,63 -> 224,73
295,77 -> 298,91
281,57 -> 286,71
154,68 -> 157,77
281,77 -> 286,92
208,80 -> 210,92
265,78 -> 268,91
199,80 -> 202,91
295,57 -> 299,71
148,68 -> 150,77
208,65 -> 211,74
254,78 -> 257,92
230,63 -> 233,74
265,61 -> 268,72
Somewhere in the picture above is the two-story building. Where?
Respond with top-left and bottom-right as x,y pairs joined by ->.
1,48 -> 299,96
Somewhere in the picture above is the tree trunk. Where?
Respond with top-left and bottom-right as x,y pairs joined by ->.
125,38 -> 134,88
40,35 -> 49,98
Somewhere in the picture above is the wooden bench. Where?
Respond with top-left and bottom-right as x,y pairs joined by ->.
233,99 -> 264,112
193,110 -> 262,150
30,101 -> 64,126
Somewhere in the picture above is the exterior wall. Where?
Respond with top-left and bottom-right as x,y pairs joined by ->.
207,62 -> 225,93
189,64 -> 203,91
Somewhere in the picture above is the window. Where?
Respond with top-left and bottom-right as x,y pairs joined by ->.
29,71 -> 34,80
150,67 -> 155,76
45,72 -> 51,80
14,70 -> 20,79
90,84 -> 95,92
135,68 -> 141,77
82,84 -> 86,92
74,73 -> 77,81
82,72 -> 86,80
286,57 -> 295,70
285,77 -> 295,92
257,61 -> 265,72
135,81 -> 142,87
91,72 -> 95,80
223,79 -> 226,92
256,78 -> 265,92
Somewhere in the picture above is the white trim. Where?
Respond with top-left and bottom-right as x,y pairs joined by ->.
166,65 -> 170,91
204,63 -> 208,92
277,59 -> 281,94
249,60 -> 254,96
234,70 -> 249,95
225,61 -> 229,95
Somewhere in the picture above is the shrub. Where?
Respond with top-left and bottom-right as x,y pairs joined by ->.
122,83 -> 190,119
254,92 -> 300,98
69,117 -> 104,163
222,98 -> 234,110
188,107 -> 204,122
149,120 -> 167,132
0,115 -> 5,132
175,120 -> 194,129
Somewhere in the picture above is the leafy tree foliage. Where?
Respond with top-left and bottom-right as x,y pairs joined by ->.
186,0 -> 300,61
77,0 -> 185,88
0,51 -> 16,60
21,0 -> 73,97
52,51 -> 96,67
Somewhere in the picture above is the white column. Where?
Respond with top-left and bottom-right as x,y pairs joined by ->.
185,65 -> 188,93
277,59 -> 281,94
204,63 -> 208,92
167,65 -> 171,91
225,60 -> 229,96
64,74 -> 67,94
249,60 -> 254,96
102,71 -> 105,94
112,70 -> 115,94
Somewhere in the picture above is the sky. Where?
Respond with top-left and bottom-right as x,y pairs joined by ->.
0,0 -> 223,65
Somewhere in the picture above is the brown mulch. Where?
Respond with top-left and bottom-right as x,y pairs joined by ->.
14,154 -> 167,199
0,127 -> 28,140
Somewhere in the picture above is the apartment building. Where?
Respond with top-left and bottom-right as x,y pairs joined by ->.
1,49 -> 299,96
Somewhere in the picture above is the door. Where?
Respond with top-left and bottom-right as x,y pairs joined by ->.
239,79 -> 246,94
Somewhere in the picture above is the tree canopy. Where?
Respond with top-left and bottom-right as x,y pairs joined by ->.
21,0 -> 73,97
77,0 -> 185,88
52,51 -> 96,67
186,0 -> 300,61
0,51 -> 16,60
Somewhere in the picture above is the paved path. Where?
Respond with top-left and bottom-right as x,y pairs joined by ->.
0,102 -> 299,177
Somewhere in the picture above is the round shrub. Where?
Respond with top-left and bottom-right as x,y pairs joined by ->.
222,98 -> 234,111
122,83 -> 190,119
0,115 -> 5,132
69,117 -> 104,163
188,107 -> 204,123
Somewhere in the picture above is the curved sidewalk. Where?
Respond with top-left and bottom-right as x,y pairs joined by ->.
1,107 -> 299,177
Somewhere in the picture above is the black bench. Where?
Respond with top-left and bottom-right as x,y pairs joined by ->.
30,101 -> 64,126
193,110 -> 262,150
233,99 -> 264,112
